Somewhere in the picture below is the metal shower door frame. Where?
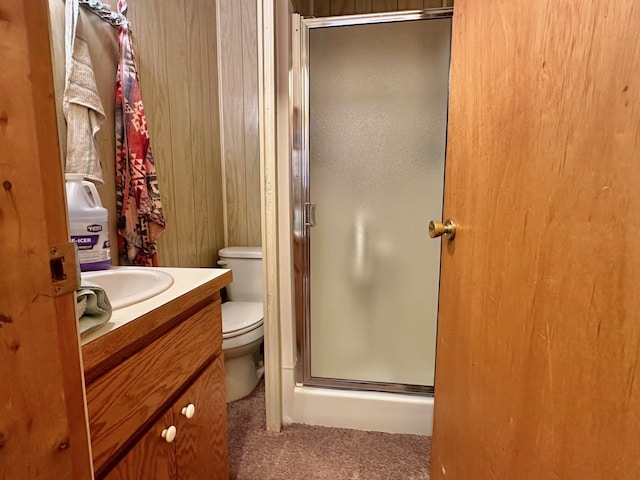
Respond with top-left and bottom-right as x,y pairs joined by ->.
292,8 -> 453,395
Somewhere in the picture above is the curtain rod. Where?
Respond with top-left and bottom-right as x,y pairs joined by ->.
78,0 -> 128,28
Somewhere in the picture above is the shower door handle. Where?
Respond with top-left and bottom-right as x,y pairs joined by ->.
305,202 -> 316,227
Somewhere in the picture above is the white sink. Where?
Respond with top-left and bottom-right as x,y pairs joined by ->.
81,267 -> 175,310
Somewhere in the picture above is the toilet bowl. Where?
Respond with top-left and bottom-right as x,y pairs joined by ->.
217,247 -> 264,402
221,302 -> 264,402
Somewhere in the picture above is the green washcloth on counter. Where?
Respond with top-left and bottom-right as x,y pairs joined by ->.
76,281 -> 112,336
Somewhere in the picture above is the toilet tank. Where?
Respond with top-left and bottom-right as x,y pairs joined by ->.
218,247 -> 263,302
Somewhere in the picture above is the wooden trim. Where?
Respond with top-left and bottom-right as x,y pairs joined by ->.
257,0 -> 283,432
215,0 -> 230,248
276,2 -> 298,384
0,1 -> 93,478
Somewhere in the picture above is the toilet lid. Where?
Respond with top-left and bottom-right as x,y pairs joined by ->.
222,301 -> 264,336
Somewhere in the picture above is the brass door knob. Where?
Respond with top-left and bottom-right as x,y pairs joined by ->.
429,219 -> 456,240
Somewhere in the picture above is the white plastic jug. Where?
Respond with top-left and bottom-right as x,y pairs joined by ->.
65,173 -> 111,271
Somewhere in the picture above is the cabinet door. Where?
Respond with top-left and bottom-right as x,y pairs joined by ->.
103,410 -> 177,480
173,356 -> 229,479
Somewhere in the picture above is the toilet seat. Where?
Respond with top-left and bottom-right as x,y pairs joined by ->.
222,301 -> 264,339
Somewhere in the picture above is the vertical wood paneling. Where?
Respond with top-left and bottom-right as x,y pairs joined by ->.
128,0 -> 225,266
371,0 -> 398,13
300,0 -> 315,16
315,0 -> 332,17
242,0 -> 262,246
354,0 -> 373,14
331,0 -> 356,15
128,0 -> 180,266
218,0 -> 248,247
162,1 -> 198,266
185,0 -> 207,266
218,0 -> 263,247
202,0 -> 225,261
398,0 -> 424,9
299,0 -> 453,15
50,0 -> 226,268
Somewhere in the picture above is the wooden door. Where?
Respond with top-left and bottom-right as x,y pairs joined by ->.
103,411 -> 177,480
0,1 -> 93,478
173,357 -> 229,480
431,1 -> 640,479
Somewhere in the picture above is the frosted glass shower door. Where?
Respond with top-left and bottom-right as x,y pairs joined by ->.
308,18 -> 451,387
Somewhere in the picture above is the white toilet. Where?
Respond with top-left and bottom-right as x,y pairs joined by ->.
217,246 -> 264,402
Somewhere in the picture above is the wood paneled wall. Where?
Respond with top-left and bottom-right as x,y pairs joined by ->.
292,0 -> 453,16
48,0 -> 225,267
49,0 -> 448,264
217,0 -> 262,248
127,0 -> 225,266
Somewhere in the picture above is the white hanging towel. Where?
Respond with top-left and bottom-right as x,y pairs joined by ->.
63,0 -> 106,184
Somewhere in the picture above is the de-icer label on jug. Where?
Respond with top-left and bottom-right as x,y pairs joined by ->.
65,173 -> 112,272
70,222 -> 111,271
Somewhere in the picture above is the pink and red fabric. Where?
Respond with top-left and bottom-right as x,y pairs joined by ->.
115,0 -> 165,266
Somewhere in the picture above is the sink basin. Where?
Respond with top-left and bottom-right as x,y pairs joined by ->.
81,268 -> 174,310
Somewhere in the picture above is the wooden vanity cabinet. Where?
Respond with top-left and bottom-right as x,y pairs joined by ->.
104,358 -> 228,480
104,410 -> 177,480
82,272 -> 231,480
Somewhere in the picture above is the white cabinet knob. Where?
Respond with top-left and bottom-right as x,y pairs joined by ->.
161,425 -> 177,443
181,403 -> 196,419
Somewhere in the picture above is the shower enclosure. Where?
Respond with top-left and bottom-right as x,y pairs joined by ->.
293,9 -> 452,395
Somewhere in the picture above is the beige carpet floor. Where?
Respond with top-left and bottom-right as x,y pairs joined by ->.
227,380 -> 431,480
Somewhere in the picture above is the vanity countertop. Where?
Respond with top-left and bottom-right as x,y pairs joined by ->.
80,267 -> 232,346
